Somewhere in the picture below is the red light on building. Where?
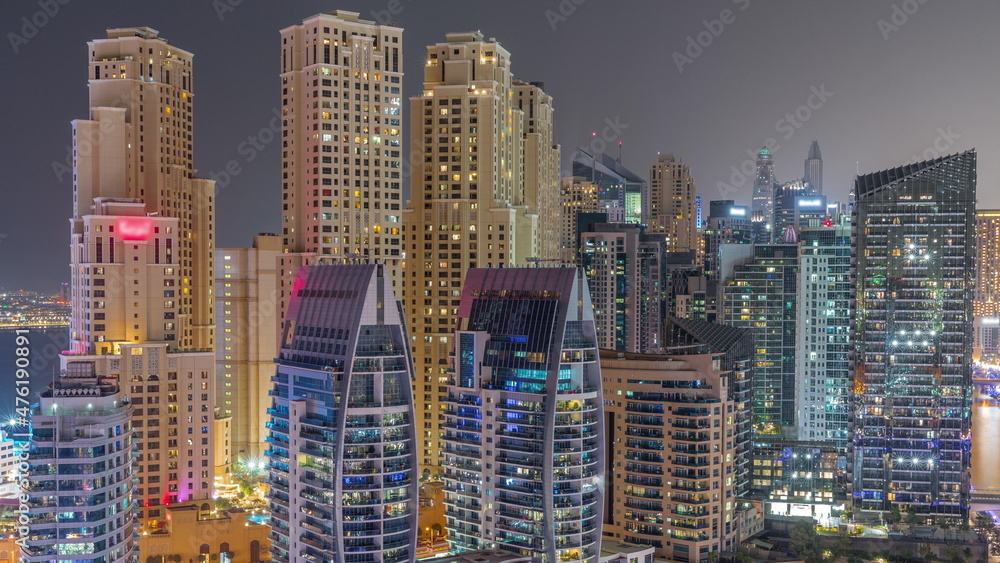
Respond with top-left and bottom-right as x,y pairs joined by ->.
823,219 -> 834,227
117,217 -> 153,241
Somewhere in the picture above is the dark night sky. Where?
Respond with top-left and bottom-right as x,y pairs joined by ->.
2,0 -> 998,291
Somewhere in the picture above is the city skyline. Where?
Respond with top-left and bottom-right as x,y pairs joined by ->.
4,0 -> 1000,290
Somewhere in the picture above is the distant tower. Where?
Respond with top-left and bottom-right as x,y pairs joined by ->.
804,140 -> 823,194
752,147 -> 776,243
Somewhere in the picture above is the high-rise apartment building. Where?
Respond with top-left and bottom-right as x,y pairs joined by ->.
648,154 -> 697,253
23,364 -> 136,563
560,176 -> 601,261
279,11 -> 404,261
267,263 -> 418,563
752,147 -> 776,244
974,210 -> 1000,317
441,267 -> 604,563
703,201 -> 751,283
401,31 -> 559,472
794,219 -> 851,450
974,210 -> 1000,361
721,243 -> 799,433
602,318 -> 753,560
773,180 -> 823,239
74,27 -> 214,352
804,140 -> 823,194
61,27 -> 218,521
851,150 -> 976,520
516,80 -> 561,261
580,223 -> 664,353
216,234 -> 282,460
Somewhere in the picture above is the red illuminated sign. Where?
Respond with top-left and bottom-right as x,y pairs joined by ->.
116,217 -> 153,241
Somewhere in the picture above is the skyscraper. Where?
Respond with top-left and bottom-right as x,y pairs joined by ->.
851,150 -> 976,520
794,217 -> 851,450
74,27 -> 214,352
773,179 -> 824,239
441,267 -> 604,563
571,148 -> 646,222
63,27 -> 218,521
974,210 -> 1000,361
804,140 -> 823,194
752,147 -> 776,244
267,263 -> 418,563
278,11 -> 404,262
580,222 -> 664,353
560,176 -> 601,261
703,200 -> 751,283
216,234 -> 282,460
23,364 -> 136,563
401,31 -> 559,473
648,153 -> 697,253
721,242 -> 799,433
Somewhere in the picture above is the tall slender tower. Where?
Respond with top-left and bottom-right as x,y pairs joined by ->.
974,210 -> 1000,361
804,140 -> 823,194
63,27 -> 217,522
267,263 -> 418,563
401,32 -> 559,474
751,147 -> 776,243
648,153 -> 697,252
441,267 -> 604,562
74,27 -> 214,352
278,11 -> 404,261
851,150 -> 976,521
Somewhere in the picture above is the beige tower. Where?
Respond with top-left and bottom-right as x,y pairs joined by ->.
401,32 -> 560,473
278,11 -> 404,261
216,234 -> 281,460
78,27 -> 215,352
66,27 -> 218,522
648,153 -> 697,253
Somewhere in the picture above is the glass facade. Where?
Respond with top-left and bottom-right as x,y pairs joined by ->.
441,268 -> 604,563
851,150 -> 976,520
267,264 -> 418,563
24,366 -> 136,563
795,221 -> 852,450
721,244 -> 799,432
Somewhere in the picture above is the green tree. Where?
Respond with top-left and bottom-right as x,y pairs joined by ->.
788,520 -> 825,563
890,504 -> 902,524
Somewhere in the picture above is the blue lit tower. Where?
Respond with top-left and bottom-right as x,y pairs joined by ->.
442,267 -> 605,562
267,263 -> 418,563
851,150 -> 976,521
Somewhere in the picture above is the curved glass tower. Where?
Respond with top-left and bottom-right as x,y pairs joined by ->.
442,267 -> 605,563
23,364 -> 136,563
267,263 -> 418,563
